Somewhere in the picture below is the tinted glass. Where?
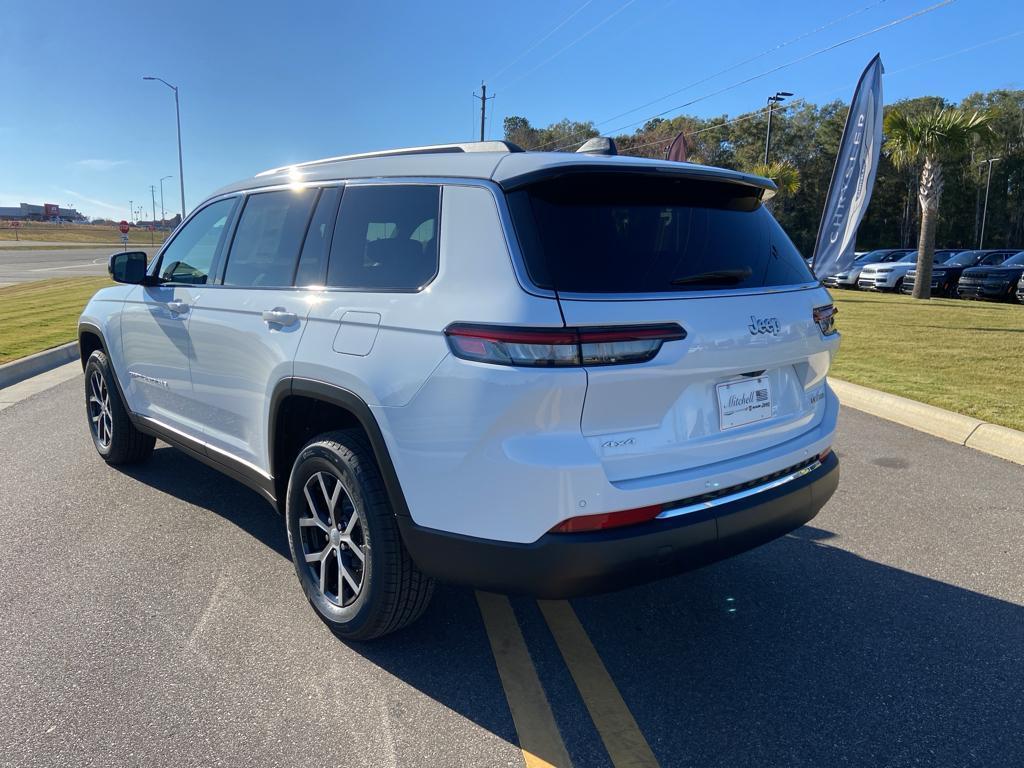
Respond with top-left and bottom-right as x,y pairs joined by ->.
222,189 -> 317,287
507,173 -> 811,293
327,185 -> 440,290
295,187 -> 341,286
1000,251 -> 1024,266
158,198 -> 236,284
947,251 -> 982,266
879,252 -> 909,262
981,251 -> 1013,265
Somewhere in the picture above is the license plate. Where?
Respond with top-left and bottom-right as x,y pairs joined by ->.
716,376 -> 773,430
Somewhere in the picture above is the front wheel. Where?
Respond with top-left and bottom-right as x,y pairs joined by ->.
285,429 -> 433,641
84,350 -> 155,464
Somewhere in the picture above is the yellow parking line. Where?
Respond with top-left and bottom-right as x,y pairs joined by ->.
538,600 -> 659,768
476,591 -> 574,768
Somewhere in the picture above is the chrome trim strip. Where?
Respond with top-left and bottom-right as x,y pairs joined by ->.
655,459 -> 822,520
555,282 -> 821,302
137,415 -> 273,481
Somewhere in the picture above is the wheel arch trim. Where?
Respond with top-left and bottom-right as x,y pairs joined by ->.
269,378 -> 412,519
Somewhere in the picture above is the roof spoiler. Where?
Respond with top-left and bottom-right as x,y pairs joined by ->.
256,140 -> 525,177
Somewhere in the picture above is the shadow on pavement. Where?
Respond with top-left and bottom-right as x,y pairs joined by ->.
571,526 -> 1024,767
118,445 -> 290,558
118,448 -> 1024,767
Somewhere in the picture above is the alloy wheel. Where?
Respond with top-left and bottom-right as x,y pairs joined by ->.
298,471 -> 367,607
88,370 -> 113,449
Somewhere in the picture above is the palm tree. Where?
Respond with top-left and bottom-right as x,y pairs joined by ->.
748,160 -> 801,198
884,107 -> 991,299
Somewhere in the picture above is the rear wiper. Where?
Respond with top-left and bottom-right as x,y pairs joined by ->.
670,268 -> 752,287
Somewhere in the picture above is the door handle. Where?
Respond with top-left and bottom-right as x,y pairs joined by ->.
262,308 -> 298,327
166,300 -> 189,316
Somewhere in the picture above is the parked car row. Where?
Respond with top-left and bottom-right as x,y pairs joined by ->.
823,248 -> 1024,302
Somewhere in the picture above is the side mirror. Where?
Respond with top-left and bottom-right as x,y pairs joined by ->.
108,251 -> 149,284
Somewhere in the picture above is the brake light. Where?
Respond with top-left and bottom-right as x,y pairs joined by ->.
444,323 -> 685,367
813,304 -> 837,335
549,504 -> 663,533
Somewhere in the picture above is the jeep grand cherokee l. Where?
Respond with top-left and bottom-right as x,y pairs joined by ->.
958,250 -> 1024,301
822,249 -> 912,289
78,141 -> 839,640
901,249 -> 1019,297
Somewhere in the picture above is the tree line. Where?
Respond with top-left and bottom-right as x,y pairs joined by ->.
504,89 -> 1024,258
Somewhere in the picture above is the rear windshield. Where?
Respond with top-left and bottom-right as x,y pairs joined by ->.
506,173 -> 812,294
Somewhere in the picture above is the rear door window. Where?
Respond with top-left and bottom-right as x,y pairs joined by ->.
326,184 -> 440,291
506,173 -> 812,294
222,188 -> 317,287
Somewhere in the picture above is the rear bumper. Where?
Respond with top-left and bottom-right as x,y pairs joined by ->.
398,451 -> 839,598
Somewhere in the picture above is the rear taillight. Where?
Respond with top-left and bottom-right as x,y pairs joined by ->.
813,304 -> 837,335
444,323 -> 685,367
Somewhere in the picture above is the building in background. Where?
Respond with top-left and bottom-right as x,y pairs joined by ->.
0,203 -> 86,222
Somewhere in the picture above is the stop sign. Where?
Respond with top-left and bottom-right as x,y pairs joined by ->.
119,220 -> 130,234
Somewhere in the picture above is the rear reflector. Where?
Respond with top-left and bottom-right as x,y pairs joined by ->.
444,323 -> 685,367
548,504 -> 663,533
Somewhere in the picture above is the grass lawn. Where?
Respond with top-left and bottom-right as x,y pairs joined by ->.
830,289 -> 1024,432
0,277 -> 111,365
0,223 -> 168,246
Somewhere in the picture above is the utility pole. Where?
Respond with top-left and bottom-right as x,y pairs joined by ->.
473,81 -> 495,142
159,175 -> 172,228
764,91 -> 793,165
979,157 -> 1000,248
150,185 -> 157,246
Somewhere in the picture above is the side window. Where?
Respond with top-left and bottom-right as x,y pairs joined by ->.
158,198 -> 236,284
222,188 -> 317,287
295,187 -> 341,286
326,185 -> 440,291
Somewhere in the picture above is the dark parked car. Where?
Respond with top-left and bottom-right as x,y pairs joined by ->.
901,249 -> 1019,297
957,251 -> 1024,302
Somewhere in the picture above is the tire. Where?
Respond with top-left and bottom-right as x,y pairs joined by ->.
285,429 -> 434,641
893,278 -> 904,293
84,350 -> 155,464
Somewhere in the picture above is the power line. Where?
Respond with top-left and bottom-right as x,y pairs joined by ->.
500,0 -> 640,91
597,0 -> 891,129
536,0 -> 956,151
488,0 -> 598,83
616,26 -> 1024,158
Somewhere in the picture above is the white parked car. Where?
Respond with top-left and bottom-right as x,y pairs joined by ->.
823,248 -> 912,288
78,141 -> 840,639
857,249 -> 949,292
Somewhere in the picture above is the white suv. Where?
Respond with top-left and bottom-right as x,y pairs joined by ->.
79,141 -> 840,640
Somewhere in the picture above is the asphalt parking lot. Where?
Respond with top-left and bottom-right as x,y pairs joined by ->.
2,375 -> 1022,768
0,246 -> 158,284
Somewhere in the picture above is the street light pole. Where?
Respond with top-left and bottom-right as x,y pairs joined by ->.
129,199 -> 133,224
764,91 -> 793,165
978,157 -> 1000,249
144,76 -> 186,221
159,175 -> 172,227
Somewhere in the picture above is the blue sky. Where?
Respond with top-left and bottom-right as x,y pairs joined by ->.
2,0 -> 1021,219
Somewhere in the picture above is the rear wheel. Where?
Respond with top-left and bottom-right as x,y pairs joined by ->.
84,350 -> 155,464
285,429 -> 433,641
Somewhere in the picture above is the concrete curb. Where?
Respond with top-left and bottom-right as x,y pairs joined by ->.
830,378 -> 1024,466
0,342 -> 79,390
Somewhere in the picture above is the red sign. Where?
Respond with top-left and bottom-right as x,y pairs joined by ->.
119,220 -> 130,234
44,203 -> 60,217
147,224 -> 155,232
11,221 -> 20,228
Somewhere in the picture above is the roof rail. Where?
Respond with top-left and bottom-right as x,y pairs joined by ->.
256,140 -> 525,177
